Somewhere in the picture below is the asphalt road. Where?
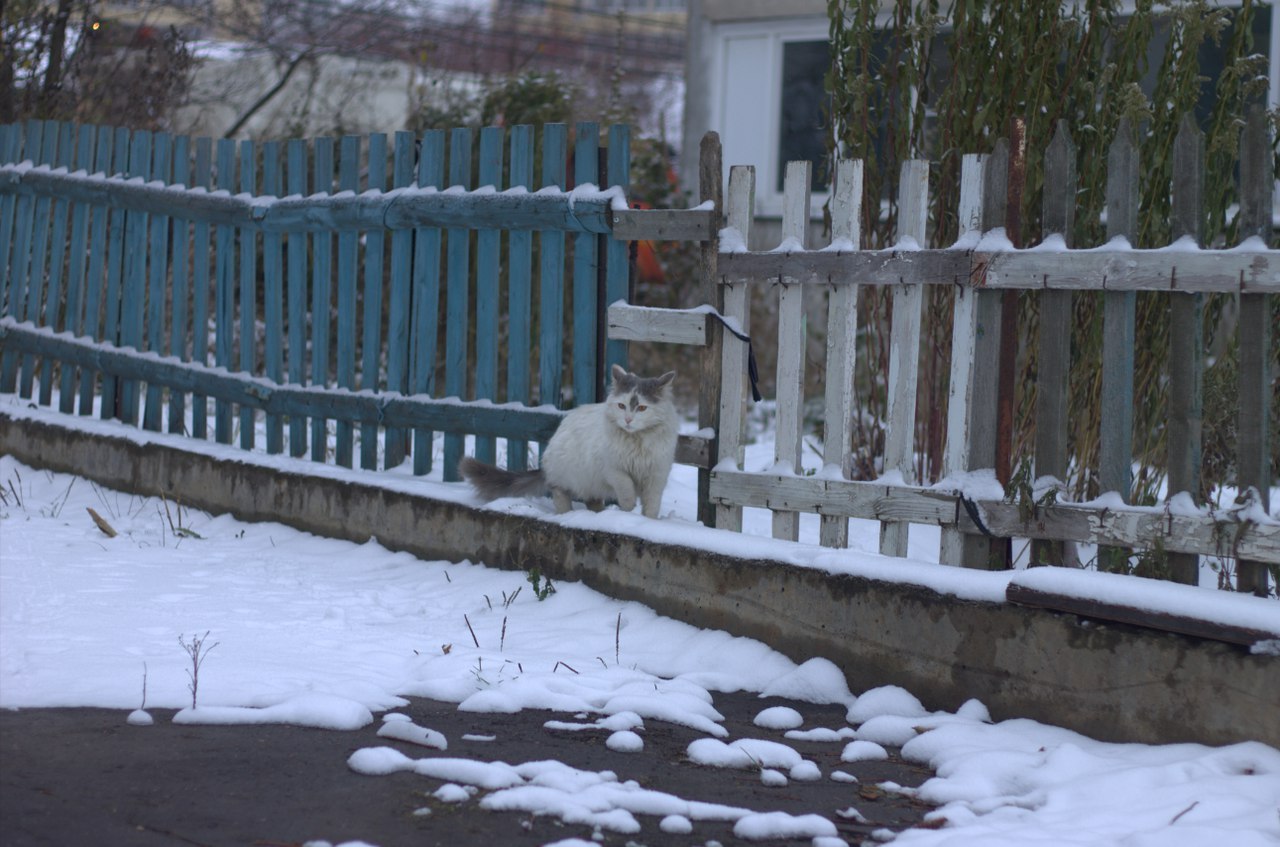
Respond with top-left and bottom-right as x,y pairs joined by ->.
1,692 -> 935,847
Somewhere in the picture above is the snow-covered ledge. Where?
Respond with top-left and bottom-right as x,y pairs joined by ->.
2,404 -> 1276,750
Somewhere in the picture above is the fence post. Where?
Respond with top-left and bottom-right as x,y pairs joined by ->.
697,131 -> 723,529
410,130 -> 446,475
1099,119 -> 1139,573
1032,121 -> 1075,567
191,135 -> 212,438
572,122 -> 600,409
285,137 -> 310,456
360,133 -> 388,470
880,159 -> 928,557
213,137 -> 236,443
474,125 -> 506,466
771,159 -> 810,542
167,133 -> 191,435
819,158 -> 862,548
384,130 -> 418,469
39,122 -> 74,409
143,130 -> 173,432
309,135 -> 336,461
939,152 -> 987,566
1235,104 -> 1274,597
963,141 -> 1009,569
443,127 -> 473,479
505,125 -> 535,473
1167,115 -> 1204,585
262,138 -> 285,453
714,163 -> 754,533
237,138 -> 257,448
60,124 -> 97,415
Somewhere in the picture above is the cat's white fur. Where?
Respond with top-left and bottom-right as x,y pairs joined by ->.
458,365 -> 678,519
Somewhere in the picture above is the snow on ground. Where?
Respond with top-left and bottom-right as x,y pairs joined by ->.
3,436 -> 1279,846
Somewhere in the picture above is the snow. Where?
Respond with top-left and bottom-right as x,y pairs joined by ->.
753,705 -> 804,730
3,419 -> 1280,845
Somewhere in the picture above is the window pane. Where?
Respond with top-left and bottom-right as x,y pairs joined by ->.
778,39 -> 830,192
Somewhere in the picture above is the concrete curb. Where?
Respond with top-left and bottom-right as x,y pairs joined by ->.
3,409 -> 1276,749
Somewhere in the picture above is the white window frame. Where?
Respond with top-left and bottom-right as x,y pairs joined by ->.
708,16 -> 833,220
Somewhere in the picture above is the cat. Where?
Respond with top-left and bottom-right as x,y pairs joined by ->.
458,365 -> 679,519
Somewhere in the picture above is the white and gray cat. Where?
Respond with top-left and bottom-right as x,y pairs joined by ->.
458,365 -> 678,519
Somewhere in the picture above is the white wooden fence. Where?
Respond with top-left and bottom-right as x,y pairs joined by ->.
610,113 -> 1279,593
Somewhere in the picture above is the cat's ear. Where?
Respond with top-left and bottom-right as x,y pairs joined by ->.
656,371 -> 676,388
611,363 -> 628,384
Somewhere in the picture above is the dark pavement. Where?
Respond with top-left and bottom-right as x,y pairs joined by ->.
1,692 -> 936,847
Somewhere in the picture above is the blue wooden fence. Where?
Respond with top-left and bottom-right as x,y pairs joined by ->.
0,119 -> 633,480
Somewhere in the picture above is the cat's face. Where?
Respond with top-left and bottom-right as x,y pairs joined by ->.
606,365 -> 675,433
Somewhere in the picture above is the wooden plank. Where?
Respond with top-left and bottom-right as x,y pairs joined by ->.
78,126 -> 114,416
99,126 -> 132,421
1005,583 -> 1279,646
359,133 -> 387,470
411,129 -> 445,476
715,163 -> 755,533
611,208 -> 715,241
939,153 -> 987,566
1235,105 -> 1274,596
38,122 -> 74,408
285,137 -> 309,456
696,131 -> 724,529
14,121 -> 56,398
880,159 -> 929,557
167,134 -> 191,434
1099,120 -> 1139,572
604,123 -> 631,373
539,124 -> 568,417
1,121 -> 39,391
1165,116 -> 1204,584
967,497 -> 1280,562
143,131 -> 172,431
1032,121 -> 1075,566
384,130 -> 416,469
0,122 -> 21,317
571,122 -> 599,410
710,468 -> 958,525
334,135 -> 360,467
505,125 -> 534,472
309,136 -> 335,461
0,164 -> 618,235
442,127 -> 472,481
117,129 -> 153,424
676,431 -> 713,469
772,159 -> 810,542
820,158 -> 862,548
59,124 -> 96,413
606,303 -> 709,346
262,139 -> 285,454
213,137 -> 236,442
473,125 -> 504,465
190,135 -> 212,438
713,248 -> 1279,294
237,139 -> 257,448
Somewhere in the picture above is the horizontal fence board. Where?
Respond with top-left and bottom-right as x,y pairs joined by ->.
710,469 -> 959,525
0,164 -> 616,234
611,208 -> 715,241
705,465 -> 1280,562
0,320 -> 562,442
606,302 -> 709,346
717,247 -> 1280,293
1006,583 -> 1278,646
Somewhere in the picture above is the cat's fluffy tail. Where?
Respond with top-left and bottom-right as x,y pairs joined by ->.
458,456 -> 547,501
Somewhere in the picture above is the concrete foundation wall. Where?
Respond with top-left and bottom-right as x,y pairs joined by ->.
3,409 -> 1276,749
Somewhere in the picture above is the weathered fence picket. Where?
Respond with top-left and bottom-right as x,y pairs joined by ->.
505,125 -> 535,473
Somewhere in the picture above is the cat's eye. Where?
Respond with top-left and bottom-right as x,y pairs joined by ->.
617,403 -> 626,410
636,405 -> 647,411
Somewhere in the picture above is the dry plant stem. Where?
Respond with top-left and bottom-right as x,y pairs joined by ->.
464,614 -> 480,649
178,631 -> 219,710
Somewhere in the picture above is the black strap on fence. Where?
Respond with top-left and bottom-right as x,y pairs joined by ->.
704,311 -> 762,403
